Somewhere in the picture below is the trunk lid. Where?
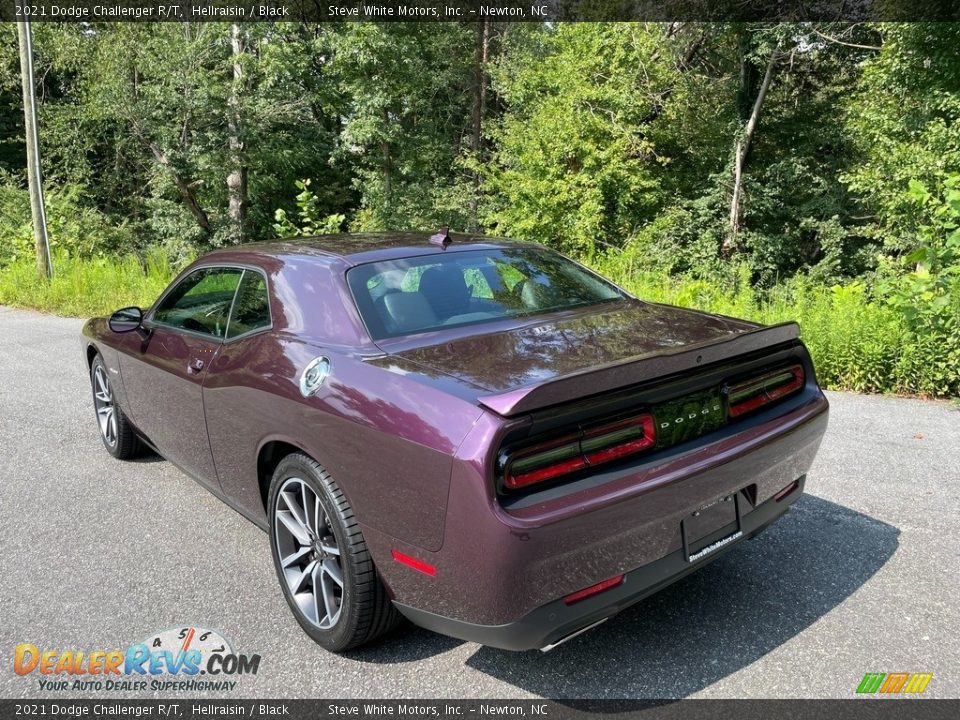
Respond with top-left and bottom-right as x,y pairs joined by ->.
382,299 -> 798,416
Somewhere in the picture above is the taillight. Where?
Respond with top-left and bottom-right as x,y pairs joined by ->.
581,415 -> 655,464
502,414 -> 656,490
503,433 -> 586,489
726,364 -> 805,418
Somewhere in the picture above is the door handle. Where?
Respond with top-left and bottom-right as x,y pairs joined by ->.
188,358 -> 205,374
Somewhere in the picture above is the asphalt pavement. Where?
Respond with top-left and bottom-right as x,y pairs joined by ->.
0,306 -> 958,699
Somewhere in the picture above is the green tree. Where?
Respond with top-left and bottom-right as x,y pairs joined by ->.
327,22 -> 477,232
482,23 -> 695,256
844,23 -> 960,254
35,23 -> 347,249
0,25 -> 24,175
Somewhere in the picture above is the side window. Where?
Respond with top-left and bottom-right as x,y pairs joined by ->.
226,270 -> 271,339
152,267 -> 243,339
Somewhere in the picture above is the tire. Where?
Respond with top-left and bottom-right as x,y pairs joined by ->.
90,354 -> 143,460
268,453 -> 400,652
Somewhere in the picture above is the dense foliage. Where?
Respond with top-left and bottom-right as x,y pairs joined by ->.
1,21 -> 959,396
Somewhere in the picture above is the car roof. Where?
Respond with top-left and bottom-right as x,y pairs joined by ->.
204,231 -> 542,267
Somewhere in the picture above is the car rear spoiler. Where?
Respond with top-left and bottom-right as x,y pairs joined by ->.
477,322 -> 801,417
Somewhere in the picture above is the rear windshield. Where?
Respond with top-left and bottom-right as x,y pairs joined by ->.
346,248 -> 625,340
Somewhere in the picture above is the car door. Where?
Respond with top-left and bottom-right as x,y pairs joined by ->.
201,268 -> 279,517
119,266 -> 243,491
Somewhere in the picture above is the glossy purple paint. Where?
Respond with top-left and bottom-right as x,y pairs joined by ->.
82,232 -> 829,649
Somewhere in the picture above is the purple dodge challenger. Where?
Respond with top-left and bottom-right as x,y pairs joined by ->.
81,232 -> 828,652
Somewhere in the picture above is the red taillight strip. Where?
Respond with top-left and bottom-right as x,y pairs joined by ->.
391,550 -> 436,577
503,432 -> 585,490
727,364 -> 804,418
503,414 -> 656,490
564,574 -> 625,605
505,455 -> 587,489
582,415 -> 655,465
766,366 -> 805,399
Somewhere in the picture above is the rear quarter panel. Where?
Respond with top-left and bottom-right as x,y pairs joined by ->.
203,333 -> 484,551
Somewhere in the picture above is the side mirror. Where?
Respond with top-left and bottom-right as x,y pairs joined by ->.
108,306 -> 144,334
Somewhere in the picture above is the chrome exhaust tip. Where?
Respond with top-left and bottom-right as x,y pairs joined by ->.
539,616 -> 610,652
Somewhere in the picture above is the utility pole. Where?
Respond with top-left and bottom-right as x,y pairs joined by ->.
16,9 -> 52,279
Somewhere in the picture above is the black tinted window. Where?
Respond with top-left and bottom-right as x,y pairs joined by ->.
347,248 -> 624,340
153,267 -> 242,338
227,270 -> 271,339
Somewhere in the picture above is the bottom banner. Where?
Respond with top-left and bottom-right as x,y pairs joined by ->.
1,699 -> 959,720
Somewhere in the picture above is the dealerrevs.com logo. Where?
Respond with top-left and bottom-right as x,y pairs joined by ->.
14,626 -> 261,692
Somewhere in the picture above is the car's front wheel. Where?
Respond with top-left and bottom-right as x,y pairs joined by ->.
90,354 -> 142,459
268,453 -> 400,651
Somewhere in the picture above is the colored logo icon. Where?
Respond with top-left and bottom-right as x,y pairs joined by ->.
856,672 -> 933,694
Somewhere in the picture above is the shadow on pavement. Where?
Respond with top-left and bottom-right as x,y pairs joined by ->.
343,622 -> 464,664
463,494 -> 898,699
127,451 -> 165,464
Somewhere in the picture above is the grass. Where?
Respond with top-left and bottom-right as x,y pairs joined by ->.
0,250 -> 175,317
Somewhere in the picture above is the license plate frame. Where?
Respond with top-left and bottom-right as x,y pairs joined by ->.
681,491 -> 744,563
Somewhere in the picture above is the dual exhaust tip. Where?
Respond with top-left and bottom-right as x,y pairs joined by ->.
539,616 -> 611,652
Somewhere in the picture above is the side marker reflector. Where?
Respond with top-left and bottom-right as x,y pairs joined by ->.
774,479 -> 800,502
391,549 -> 436,577
564,574 -> 625,605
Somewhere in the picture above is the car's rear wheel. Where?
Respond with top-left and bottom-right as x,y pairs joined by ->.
268,453 -> 400,651
90,354 -> 142,459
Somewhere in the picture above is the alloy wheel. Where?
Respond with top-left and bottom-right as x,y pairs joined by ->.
93,364 -> 117,447
274,477 -> 344,629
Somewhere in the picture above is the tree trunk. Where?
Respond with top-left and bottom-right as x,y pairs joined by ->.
638,28 -> 706,126
381,108 -> 392,203
180,22 -> 192,149
16,15 -> 51,279
129,56 -> 210,236
147,141 -> 212,234
726,50 -> 777,253
469,20 -> 489,232
226,23 -> 248,244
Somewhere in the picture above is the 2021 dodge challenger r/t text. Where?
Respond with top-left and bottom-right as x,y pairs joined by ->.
82,231 -> 828,652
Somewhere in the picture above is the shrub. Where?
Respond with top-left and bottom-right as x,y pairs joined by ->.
588,254 -> 959,398
273,180 -> 346,238
0,176 -> 137,265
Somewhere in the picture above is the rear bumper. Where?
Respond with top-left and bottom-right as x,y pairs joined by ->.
394,475 -> 804,651
366,390 -> 828,643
